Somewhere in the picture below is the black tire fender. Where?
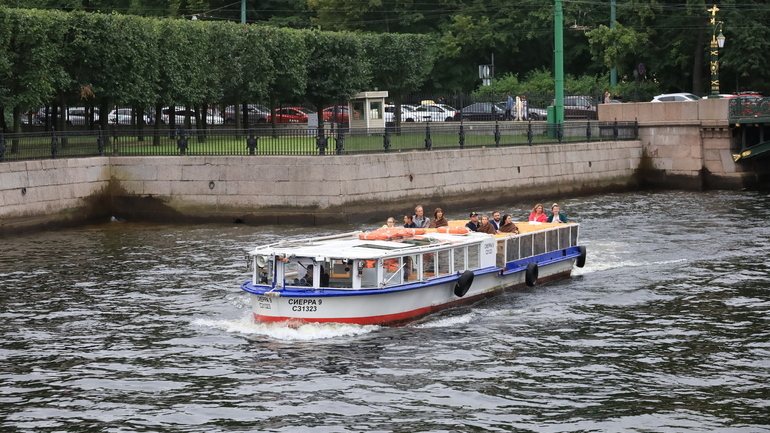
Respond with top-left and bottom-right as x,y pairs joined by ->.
454,270 -> 475,297
576,246 -> 587,268
525,262 -> 539,287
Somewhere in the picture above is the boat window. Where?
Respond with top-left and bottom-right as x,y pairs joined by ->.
453,247 -> 466,272
546,229 -> 559,252
404,255 -> 418,282
256,257 -> 273,285
467,244 -> 480,269
534,232 -> 546,255
382,257 -> 401,287
520,235 -> 532,258
327,259 -> 352,288
422,252 -> 436,277
506,237 -> 521,262
284,262 -> 301,285
285,260 -> 314,287
436,250 -> 451,276
359,259 -> 378,288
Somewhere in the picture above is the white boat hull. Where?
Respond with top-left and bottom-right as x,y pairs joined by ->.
247,257 -> 576,326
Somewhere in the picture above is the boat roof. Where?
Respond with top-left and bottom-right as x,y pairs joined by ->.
248,222 -> 576,260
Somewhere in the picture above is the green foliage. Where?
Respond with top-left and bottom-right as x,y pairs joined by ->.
304,30 -> 369,109
364,33 -> 435,97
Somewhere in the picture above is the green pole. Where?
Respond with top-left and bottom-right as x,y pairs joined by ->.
241,0 -> 246,24
610,0 -> 617,87
554,0 -> 564,124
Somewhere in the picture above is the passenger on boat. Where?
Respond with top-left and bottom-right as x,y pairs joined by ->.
303,264 -> 314,285
498,214 -> 520,234
413,205 -> 431,228
477,215 -> 497,234
491,211 -> 502,231
528,203 -> 547,223
382,217 -> 396,228
547,203 -> 568,223
465,212 -> 481,232
429,208 -> 449,228
403,214 -> 417,228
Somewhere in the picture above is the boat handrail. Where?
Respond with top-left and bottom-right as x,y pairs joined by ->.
248,231 -> 363,253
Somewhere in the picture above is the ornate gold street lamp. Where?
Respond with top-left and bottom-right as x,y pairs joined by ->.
708,5 -> 726,98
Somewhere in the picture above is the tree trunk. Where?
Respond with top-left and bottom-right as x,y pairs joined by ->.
153,102 -> 162,146
692,30 -> 705,94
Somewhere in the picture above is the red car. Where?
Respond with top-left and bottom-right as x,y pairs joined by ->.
323,106 -> 356,123
267,107 -> 314,123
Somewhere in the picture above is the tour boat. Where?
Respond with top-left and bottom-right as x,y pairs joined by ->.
241,221 -> 586,326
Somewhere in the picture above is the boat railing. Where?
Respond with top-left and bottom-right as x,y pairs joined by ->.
496,224 -> 579,268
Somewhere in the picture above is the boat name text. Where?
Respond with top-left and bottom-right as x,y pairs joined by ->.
289,298 -> 322,312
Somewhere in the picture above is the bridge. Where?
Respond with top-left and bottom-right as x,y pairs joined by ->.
600,97 -> 770,190
727,97 -> 770,162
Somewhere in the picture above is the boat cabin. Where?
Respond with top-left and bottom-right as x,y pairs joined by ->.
251,232 -> 497,291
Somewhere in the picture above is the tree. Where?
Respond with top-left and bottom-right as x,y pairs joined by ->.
304,30 -> 369,124
364,33 -> 435,126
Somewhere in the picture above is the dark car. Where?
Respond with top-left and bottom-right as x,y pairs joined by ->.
454,102 -> 505,121
223,104 -> 269,124
562,96 -> 598,119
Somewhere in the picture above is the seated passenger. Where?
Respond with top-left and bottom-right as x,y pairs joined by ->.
547,203 -> 568,223
528,203 -> 547,223
303,264 -> 314,286
465,212 -> 481,232
498,214 -> 519,234
382,217 -> 396,228
413,205 -> 431,228
429,207 -> 449,228
477,214 -> 497,234
403,214 -> 417,228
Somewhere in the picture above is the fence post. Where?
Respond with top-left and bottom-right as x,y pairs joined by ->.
383,127 -> 391,153
0,133 -> 5,162
112,124 -> 119,155
424,124 -> 432,150
96,125 -> 105,155
557,124 -> 563,143
176,128 -> 188,155
494,123 -> 500,147
336,128 -> 344,155
246,129 -> 258,155
634,119 -> 639,138
459,124 -> 465,149
527,121 -> 533,146
613,119 -> 619,140
586,121 -> 592,142
316,127 -> 328,155
50,130 -> 59,159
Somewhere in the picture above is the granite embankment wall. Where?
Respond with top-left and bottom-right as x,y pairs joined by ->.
0,140 -> 641,234
599,98 -> 745,189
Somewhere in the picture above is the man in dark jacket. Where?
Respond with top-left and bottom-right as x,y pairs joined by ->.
465,212 -> 480,231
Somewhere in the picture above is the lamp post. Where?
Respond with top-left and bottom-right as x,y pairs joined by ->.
708,5 -> 726,98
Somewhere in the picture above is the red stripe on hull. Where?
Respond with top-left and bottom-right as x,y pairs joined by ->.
253,269 -> 572,326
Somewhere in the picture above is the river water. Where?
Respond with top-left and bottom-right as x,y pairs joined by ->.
1,190 -> 769,432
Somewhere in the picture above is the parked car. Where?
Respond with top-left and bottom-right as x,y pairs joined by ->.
65,107 -> 101,125
562,95 -> 598,119
109,108 -> 153,125
160,107 -> 224,125
223,104 -> 269,124
384,104 -> 417,124
267,107 -> 314,123
651,93 -> 701,102
455,102 -> 506,121
414,103 -> 457,122
323,105 -> 356,123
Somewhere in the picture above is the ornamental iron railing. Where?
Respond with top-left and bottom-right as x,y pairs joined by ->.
0,121 -> 638,162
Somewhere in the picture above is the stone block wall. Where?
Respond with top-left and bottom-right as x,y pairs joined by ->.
0,141 -> 642,232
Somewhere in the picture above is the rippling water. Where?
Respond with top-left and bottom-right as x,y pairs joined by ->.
1,191 -> 769,432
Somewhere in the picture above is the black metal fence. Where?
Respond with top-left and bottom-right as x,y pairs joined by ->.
0,120 -> 639,162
